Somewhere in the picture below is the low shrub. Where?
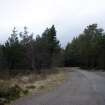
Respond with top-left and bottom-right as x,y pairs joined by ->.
0,84 -> 27,104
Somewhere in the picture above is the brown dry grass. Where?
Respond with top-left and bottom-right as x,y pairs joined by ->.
0,68 -> 67,104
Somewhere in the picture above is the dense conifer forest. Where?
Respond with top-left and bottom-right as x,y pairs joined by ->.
65,24 -> 105,69
0,24 -> 105,75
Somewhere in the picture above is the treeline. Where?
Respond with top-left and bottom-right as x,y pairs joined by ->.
0,25 -> 64,74
0,24 -> 105,74
65,24 -> 105,70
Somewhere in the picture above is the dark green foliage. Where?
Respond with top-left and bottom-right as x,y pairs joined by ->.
65,24 -> 105,70
1,23 -> 105,73
33,25 -> 62,73
0,25 -> 63,74
0,84 -> 23,103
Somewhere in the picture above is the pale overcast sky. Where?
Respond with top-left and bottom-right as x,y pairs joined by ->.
0,0 -> 105,46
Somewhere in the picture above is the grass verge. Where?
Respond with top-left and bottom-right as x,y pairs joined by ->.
0,68 -> 67,105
